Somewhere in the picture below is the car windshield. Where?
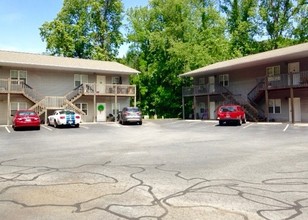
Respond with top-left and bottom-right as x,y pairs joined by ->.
59,110 -> 75,115
126,108 -> 139,112
18,111 -> 36,116
220,106 -> 236,112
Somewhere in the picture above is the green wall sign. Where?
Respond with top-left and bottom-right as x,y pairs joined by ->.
97,104 -> 105,112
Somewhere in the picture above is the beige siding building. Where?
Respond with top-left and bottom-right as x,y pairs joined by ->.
0,50 -> 139,125
181,43 -> 308,123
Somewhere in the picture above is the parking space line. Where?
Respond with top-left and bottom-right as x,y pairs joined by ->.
283,124 -> 290,132
42,125 -> 53,131
243,123 -> 253,129
5,126 -> 11,133
81,126 -> 89,129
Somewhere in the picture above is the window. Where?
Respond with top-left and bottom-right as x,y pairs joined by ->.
74,74 -> 88,87
10,70 -> 27,84
266,66 -> 280,81
269,99 -> 281,114
75,103 -> 88,115
11,102 -> 27,116
219,74 -> 229,86
112,76 -> 122,84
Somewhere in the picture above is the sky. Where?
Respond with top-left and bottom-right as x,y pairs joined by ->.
0,0 -> 148,57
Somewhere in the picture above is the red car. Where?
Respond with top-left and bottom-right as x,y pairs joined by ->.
12,110 -> 41,130
217,104 -> 246,126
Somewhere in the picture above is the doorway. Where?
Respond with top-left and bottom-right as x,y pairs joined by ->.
209,102 -> 216,119
97,103 -> 106,122
288,62 -> 300,86
96,75 -> 106,93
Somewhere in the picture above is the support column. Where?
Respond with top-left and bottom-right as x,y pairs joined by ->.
207,94 -> 210,120
290,72 -> 295,124
134,86 -> 137,107
193,96 -> 196,120
265,75 -> 269,122
7,78 -> 11,125
182,96 -> 185,120
93,83 -> 97,123
115,85 -> 118,116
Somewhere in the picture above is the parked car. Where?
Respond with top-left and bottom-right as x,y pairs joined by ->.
118,107 -> 142,125
48,110 -> 81,128
217,104 -> 246,126
12,110 -> 41,131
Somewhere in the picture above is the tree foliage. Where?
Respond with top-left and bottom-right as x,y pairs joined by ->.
126,0 -> 229,117
40,0 -> 124,60
40,0 -> 308,118
259,0 -> 307,49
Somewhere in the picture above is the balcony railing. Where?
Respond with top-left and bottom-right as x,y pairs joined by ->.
183,71 -> 308,97
0,79 -> 136,97
83,83 -> 136,96
267,71 -> 308,89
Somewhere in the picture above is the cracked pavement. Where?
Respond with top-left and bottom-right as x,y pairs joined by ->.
0,120 -> 307,220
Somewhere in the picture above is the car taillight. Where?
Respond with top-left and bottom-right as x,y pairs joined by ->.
60,116 -> 65,119
75,115 -> 80,119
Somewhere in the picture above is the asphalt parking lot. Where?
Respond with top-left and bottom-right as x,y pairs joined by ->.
0,120 -> 308,220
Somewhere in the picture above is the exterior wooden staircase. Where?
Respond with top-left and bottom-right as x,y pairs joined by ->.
22,83 -> 86,116
217,84 -> 260,122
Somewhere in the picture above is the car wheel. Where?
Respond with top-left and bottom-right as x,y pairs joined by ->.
139,121 -> 142,125
238,118 -> 242,126
219,120 -> 224,126
37,126 -> 41,130
54,120 -> 58,128
47,119 -> 51,126
75,124 -> 80,128
242,118 -> 246,124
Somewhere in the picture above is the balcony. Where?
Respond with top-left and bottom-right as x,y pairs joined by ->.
182,71 -> 308,97
82,83 -> 136,96
0,79 -> 136,97
267,71 -> 308,89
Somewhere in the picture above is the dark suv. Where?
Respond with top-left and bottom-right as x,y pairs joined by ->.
217,104 -> 246,126
118,107 -> 142,125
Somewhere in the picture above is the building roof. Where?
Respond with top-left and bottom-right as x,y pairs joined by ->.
180,42 -> 308,77
0,50 -> 140,75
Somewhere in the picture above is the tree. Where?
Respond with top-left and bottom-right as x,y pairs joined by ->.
40,0 -> 124,60
259,0 -> 307,49
220,0 -> 259,56
126,0 -> 229,117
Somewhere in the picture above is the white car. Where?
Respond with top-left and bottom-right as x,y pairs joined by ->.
48,110 -> 81,128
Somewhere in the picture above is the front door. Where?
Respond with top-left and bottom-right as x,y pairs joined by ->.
289,98 -> 301,122
97,103 -> 106,122
96,75 -> 106,93
209,102 -> 216,119
288,62 -> 300,86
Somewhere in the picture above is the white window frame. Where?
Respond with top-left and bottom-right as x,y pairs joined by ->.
10,70 -> 27,84
269,99 -> 281,114
112,76 -> 121,84
75,103 -> 88,115
266,66 -> 280,81
74,74 -> 88,87
11,102 -> 27,116
219,74 -> 229,87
